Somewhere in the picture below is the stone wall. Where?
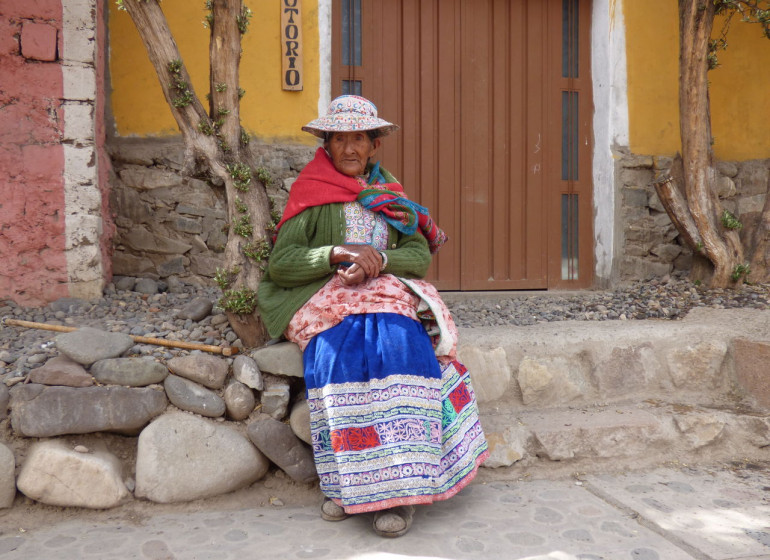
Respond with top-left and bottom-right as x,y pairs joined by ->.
617,150 -> 770,281
108,138 -> 316,286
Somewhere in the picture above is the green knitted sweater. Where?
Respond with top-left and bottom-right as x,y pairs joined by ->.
257,203 -> 432,339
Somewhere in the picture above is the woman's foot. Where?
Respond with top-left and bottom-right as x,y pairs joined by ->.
320,498 -> 349,522
372,505 -> 415,538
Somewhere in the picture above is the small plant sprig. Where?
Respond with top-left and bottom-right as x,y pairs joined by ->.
168,60 -> 193,108
226,162 -> 252,191
720,209 -> 743,230
215,82 -> 228,92
219,288 -> 257,315
234,197 -> 248,214
242,240 -> 272,263
240,128 -> 251,145
731,263 -> 751,282
232,215 -> 253,238
198,120 -> 214,135
255,166 -> 272,186
214,266 -> 239,291
203,0 -> 214,28
237,6 -> 253,34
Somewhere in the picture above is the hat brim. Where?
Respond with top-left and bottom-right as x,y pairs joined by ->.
302,117 -> 399,139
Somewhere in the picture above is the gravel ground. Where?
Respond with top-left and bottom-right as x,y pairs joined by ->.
1,273 -> 769,379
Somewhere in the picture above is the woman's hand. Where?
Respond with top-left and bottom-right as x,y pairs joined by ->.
330,244 -> 383,279
337,263 -> 367,285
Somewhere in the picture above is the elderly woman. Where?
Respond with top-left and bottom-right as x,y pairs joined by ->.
258,95 -> 488,538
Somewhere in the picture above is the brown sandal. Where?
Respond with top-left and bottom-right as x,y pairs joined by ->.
372,505 -> 415,538
321,498 -> 349,522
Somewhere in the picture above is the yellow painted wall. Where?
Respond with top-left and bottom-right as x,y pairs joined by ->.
109,1 -> 320,144
624,0 -> 770,161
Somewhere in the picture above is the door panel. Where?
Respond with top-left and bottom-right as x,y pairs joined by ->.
332,0 -> 593,290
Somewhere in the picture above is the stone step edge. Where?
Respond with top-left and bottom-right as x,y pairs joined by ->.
480,401 -> 770,470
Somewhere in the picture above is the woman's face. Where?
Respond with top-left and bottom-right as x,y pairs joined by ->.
325,131 -> 380,177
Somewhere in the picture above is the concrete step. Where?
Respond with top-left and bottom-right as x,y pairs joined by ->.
459,307 -> 770,473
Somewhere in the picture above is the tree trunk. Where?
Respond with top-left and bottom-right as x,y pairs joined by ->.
122,0 -> 270,347
677,0 -> 744,287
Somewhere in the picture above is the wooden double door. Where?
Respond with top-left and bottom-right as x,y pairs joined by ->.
333,0 -> 593,290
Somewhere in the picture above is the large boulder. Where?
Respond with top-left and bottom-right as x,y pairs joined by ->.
289,398 -> 312,445
232,354 -> 263,391
10,384 -> 168,437
55,327 -> 133,366
135,412 -> 269,503
16,440 -> 129,509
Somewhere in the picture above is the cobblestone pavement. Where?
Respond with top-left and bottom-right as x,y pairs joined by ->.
1,463 -> 768,560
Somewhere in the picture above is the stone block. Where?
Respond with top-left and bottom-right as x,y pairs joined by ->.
118,166 -> 181,191
167,354 -> 229,389
622,155 -> 654,169
247,414 -> 317,483
716,160 -> 739,178
527,408 -> 669,461
233,354 -> 264,391
63,64 -> 96,101
91,357 -> 169,387
174,216 -> 203,234
62,102 -> 94,141
20,21 -> 57,61
62,1 -> 96,63
289,398 -> 311,444
112,252 -> 156,276
517,355 -> 592,406
456,345 -> 512,403
29,355 -> 94,387
665,341 -> 728,391
163,375 -> 226,418
737,194 -> 766,216
622,187 -> 649,208
135,412 -> 269,503
620,169 -> 653,188
650,243 -> 682,263
673,412 -> 726,450
56,327 -> 134,366
735,160 -> 769,196
593,343 -> 663,398
10,384 -> 168,437
224,380 -> 256,421
189,254 -> 223,277
730,338 -> 770,408
261,375 -> 291,419
123,226 -> 192,255
481,422 -> 528,468
17,440 -> 128,509
716,175 -> 736,199
0,384 -> 8,420
157,256 -> 187,278
251,342 -> 304,378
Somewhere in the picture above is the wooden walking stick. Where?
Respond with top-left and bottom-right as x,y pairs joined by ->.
1,318 -> 240,357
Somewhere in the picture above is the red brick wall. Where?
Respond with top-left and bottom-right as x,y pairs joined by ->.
0,0 -> 68,305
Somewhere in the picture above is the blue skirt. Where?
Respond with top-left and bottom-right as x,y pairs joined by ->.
303,313 -> 488,514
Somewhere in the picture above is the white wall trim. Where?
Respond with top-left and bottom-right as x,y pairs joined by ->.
317,0 -> 332,116
62,0 -> 104,299
591,0 -> 629,286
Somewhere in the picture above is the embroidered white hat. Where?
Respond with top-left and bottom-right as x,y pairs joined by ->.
302,95 -> 399,138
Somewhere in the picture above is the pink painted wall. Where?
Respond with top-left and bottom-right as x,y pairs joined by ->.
0,0 -> 68,306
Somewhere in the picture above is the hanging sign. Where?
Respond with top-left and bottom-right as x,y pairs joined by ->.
281,0 -> 303,91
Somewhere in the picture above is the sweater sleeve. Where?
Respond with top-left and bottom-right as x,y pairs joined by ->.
267,208 -> 336,288
381,228 -> 432,279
